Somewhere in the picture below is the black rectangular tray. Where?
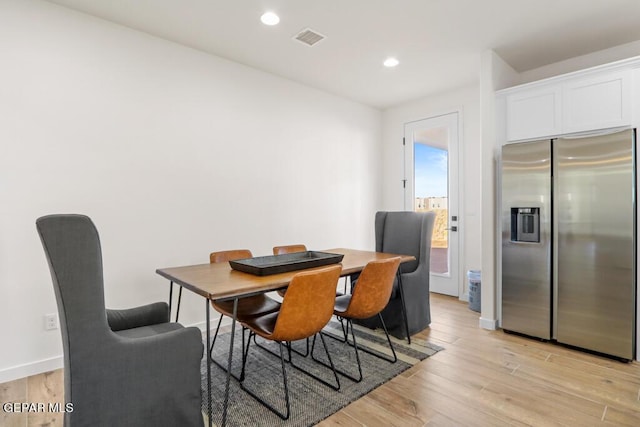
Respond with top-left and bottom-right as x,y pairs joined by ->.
229,251 -> 344,276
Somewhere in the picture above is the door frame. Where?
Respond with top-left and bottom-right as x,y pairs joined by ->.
403,110 -> 463,298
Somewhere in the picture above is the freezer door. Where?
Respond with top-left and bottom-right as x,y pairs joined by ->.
555,129 -> 635,360
501,140 -> 552,339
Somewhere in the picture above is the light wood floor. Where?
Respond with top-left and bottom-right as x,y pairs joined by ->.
0,369 -> 63,427
321,294 -> 640,426
3,294 -> 639,426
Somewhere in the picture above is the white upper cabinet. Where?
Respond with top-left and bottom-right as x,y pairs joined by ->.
506,85 -> 561,141
500,61 -> 637,142
562,70 -> 631,134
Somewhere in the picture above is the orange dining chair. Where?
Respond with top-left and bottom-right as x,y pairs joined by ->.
272,244 -> 307,255
271,244 -> 313,356
272,244 -> 307,299
239,265 -> 342,420
275,244 -> 352,297
315,257 -> 401,383
208,250 -> 280,364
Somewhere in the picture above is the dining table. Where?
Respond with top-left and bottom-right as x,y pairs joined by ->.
156,248 -> 415,427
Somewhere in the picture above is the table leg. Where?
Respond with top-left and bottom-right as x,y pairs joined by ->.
396,271 -> 411,344
168,281 -> 173,314
206,301 -> 212,427
221,298 -> 238,427
175,286 -> 183,322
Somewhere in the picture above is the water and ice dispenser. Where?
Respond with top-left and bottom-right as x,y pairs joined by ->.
510,207 -> 540,242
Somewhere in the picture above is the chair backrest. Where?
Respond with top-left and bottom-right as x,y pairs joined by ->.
210,249 -> 252,264
271,265 -> 341,342
375,211 -> 435,273
272,244 -> 307,255
344,257 -> 401,319
36,214 -> 111,337
36,214 -> 112,404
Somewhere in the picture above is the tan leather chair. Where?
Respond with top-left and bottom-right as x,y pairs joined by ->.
208,250 -> 280,360
272,245 -> 307,297
271,244 -> 313,355
317,257 -> 401,383
272,244 -> 307,255
239,265 -> 342,420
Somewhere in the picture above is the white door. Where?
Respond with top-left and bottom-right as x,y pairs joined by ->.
404,112 -> 460,296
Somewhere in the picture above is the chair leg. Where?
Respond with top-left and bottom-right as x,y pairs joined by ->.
351,313 -> 398,363
318,332 -> 341,389
286,333 -> 340,390
240,327 -> 246,381
396,271 -> 411,344
175,285 -> 183,322
344,314 -> 397,363
313,319 -> 363,383
348,319 -> 364,382
240,329 -> 253,382
325,315 -> 348,343
250,333 -> 339,390
337,316 -> 349,342
317,315 -> 398,382
240,335 -> 290,420
208,314 -> 224,359
291,337 -> 310,358
208,315 -> 245,381
278,342 -> 291,420
252,332 -> 309,360
168,281 -> 173,313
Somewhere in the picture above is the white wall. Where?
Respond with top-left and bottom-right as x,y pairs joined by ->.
381,84 -> 482,298
479,51 -> 520,330
0,0 -> 382,382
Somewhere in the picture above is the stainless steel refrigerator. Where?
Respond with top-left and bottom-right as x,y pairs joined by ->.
501,128 -> 636,360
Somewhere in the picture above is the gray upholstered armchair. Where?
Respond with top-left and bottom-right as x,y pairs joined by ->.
356,211 -> 435,341
36,214 -> 204,427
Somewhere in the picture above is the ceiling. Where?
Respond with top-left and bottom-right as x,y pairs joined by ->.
46,0 -> 640,109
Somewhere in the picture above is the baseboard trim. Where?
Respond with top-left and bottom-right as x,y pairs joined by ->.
479,317 -> 498,330
0,356 -> 63,384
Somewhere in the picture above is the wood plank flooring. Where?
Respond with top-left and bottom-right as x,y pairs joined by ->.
319,294 -> 640,426
2,293 -> 639,426
0,370 -> 63,427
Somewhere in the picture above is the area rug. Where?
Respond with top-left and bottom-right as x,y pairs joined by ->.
200,320 -> 443,427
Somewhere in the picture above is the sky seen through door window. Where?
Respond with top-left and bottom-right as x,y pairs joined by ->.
415,143 -> 448,198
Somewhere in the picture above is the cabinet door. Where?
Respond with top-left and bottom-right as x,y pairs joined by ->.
506,85 -> 562,141
562,70 -> 631,133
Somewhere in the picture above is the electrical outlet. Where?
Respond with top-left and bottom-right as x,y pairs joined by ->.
44,314 -> 59,330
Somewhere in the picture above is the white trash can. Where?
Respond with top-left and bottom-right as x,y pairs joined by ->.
467,270 -> 481,312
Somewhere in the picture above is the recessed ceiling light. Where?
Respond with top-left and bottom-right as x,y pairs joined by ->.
261,12 -> 280,26
384,57 -> 399,67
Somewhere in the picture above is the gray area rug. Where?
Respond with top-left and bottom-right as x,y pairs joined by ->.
200,320 -> 443,426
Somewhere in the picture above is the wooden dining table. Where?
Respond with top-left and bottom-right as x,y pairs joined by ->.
156,248 -> 415,427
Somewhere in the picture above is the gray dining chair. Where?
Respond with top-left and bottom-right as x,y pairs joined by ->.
355,211 -> 435,341
36,214 -> 204,427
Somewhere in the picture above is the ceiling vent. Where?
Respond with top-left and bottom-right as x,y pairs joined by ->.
293,28 -> 326,47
